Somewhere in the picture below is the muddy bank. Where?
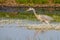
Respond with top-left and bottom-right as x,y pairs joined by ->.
0,5 -> 60,13
0,4 -> 60,7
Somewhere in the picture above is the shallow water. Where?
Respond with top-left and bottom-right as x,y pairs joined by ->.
0,27 -> 60,40
0,19 -> 60,40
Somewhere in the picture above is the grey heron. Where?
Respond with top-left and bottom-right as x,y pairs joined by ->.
26,8 -> 54,39
26,8 -> 54,26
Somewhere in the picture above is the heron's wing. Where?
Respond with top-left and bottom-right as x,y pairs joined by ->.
40,15 -> 54,21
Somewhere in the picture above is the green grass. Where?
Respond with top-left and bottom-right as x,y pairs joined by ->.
0,12 -> 60,22
16,0 -> 48,4
31,0 -> 48,4
54,0 -> 60,3
16,0 -> 29,4
0,0 -> 5,3
0,0 -> 60,4
16,0 -> 60,4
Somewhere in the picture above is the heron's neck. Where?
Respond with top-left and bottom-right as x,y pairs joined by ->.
32,9 -> 37,17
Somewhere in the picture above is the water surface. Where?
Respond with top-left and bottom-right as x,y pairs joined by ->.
0,19 -> 60,40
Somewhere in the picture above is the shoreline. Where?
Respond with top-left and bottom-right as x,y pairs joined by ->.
0,4 -> 60,7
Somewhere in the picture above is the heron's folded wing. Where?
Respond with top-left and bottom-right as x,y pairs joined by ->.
40,15 -> 54,21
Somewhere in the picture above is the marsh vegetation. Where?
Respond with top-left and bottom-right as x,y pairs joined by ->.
0,11 -> 60,22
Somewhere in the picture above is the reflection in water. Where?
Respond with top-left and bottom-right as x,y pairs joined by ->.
0,27 -> 60,40
0,19 -> 60,40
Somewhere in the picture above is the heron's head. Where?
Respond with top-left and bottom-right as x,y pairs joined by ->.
26,8 -> 35,11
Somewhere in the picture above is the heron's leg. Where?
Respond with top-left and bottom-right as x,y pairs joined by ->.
45,21 -> 53,27
33,30 -> 44,40
43,22 -> 46,25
